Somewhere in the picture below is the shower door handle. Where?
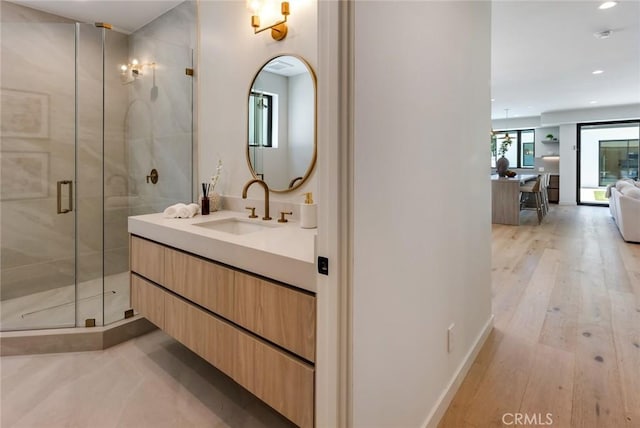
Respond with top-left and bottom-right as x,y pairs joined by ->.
57,180 -> 73,214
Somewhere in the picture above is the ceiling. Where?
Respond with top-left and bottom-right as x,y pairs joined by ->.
8,1 -> 640,120
491,0 -> 640,120
263,56 -> 309,77
8,0 -> 185,34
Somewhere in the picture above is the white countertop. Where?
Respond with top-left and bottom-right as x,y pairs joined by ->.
128,210 -> 317,292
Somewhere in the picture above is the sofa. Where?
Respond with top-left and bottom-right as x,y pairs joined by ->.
608,179 -> 640,243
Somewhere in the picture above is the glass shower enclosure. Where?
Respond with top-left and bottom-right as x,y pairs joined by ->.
1,4 -> 194,331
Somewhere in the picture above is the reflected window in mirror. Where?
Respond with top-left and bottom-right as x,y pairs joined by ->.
249,92 -> 275,148
247,55 -> 317,193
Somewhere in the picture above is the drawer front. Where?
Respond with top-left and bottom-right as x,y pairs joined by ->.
163,292 -> 314,428
131,274 -> 165,330
235,331 -> 314,428
549,175 -> 560,187
164,248 -> 235,320
164,292 -> 234,377
130,236 -> 165,284
235,272 -> 316,362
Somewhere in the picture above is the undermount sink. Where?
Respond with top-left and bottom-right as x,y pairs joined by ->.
194,218 -> 277,235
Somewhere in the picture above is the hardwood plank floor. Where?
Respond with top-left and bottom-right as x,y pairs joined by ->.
439,205 -> 640,428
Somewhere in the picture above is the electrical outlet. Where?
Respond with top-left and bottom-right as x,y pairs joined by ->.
538,167 -> 545,172
447,323 -> 455,353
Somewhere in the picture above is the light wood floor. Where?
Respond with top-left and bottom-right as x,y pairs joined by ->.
439,205 -> 640,428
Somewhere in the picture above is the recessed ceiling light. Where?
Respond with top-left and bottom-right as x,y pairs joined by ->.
599,1 -> 618,9
592,69 -> 604,75
590,100 -> 598,104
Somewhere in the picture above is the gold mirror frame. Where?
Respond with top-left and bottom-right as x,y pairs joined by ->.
246,54 -> 317,193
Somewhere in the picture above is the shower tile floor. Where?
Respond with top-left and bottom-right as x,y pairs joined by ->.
0,329 -> 295,428
0,272 -> 130,331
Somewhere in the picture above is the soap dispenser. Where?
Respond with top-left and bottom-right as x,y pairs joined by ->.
300,192 -> 317,229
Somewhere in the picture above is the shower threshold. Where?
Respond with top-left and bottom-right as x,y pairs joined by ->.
1,272 -> 130,331
0,272 -> 157,356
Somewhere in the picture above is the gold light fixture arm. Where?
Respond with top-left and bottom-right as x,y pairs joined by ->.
251,1 -> 289,41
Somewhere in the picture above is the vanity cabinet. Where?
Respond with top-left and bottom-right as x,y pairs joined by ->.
131,235 -> 165,284
131,274 -> 165,330
164,247 -> 235,320
129,235 -> 315,428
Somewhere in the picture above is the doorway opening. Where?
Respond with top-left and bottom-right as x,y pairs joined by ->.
577,120 -> 640,205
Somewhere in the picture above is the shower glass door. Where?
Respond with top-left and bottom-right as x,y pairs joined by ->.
2,2 -> 195,332
1,22 -> 78,330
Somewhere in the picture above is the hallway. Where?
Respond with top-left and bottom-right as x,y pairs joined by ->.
440,205 -> 640,427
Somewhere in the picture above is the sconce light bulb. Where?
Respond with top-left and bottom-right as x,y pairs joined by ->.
247,0 -> 262,14
120,64 -> 128,72
131,59 -> 139,66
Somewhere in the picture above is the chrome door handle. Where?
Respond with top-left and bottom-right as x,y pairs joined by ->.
57,180 -> 73,214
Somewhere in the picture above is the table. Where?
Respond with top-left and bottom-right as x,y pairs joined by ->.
491,174 -> 538,225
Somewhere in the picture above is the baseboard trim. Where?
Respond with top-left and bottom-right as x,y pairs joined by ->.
422,314 -> 495,428
0,315 -> 156,356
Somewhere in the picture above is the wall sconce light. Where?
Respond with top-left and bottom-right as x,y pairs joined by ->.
119,59 -> 155,84
248,0 -> 290,41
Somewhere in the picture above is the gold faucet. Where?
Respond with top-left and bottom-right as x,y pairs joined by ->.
242,179 -> 271,220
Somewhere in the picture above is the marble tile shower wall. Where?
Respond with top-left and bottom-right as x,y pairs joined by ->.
127,1 -> 196,216
0,2 -> 196,316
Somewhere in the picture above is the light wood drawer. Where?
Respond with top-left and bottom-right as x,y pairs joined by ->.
130,236 -> 165,284
164,247 -> 235,320
235,326 -> 315,428
131,274 -> 165,330
164,292 -> 314,428
235,272 -> 316,362
164,292 -> 234,377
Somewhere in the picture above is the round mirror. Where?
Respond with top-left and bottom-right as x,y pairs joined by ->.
247,55 -> 317,193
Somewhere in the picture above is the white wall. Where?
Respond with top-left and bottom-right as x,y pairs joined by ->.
536,126 -> 559,156
559,124 -> 577,205
352,2 -> 492,427
198,0 -> 317,203
542,103 -> 640,125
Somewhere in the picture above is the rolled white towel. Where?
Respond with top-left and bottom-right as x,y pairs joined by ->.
177,203 -> 200,218
187,203 -> 200,216
163,203 -> 187,218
